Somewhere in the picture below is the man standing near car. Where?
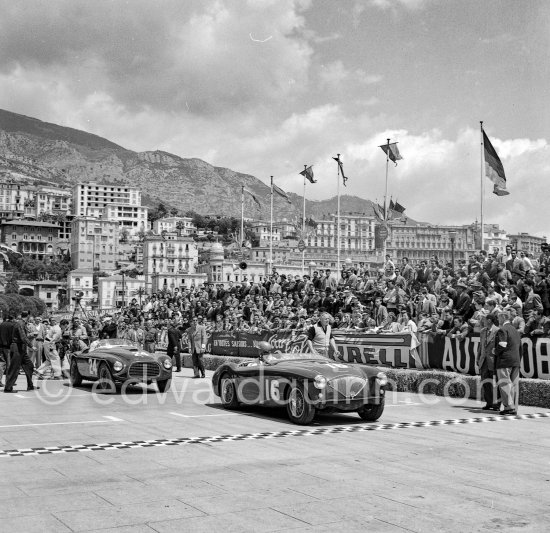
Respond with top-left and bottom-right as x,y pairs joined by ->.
4,311 -> 36,393
167,320 -> 183,373
187,316 -> 207,378
0,315 -> 15,388
495,310 -> 521,415
35,318 -> 66,380
306,312 -> 339,359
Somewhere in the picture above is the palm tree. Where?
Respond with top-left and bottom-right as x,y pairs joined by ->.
132,286 -> 147,306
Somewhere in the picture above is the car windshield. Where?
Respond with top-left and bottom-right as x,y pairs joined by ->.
264,352 -> 329,363
89,338 -> 140,352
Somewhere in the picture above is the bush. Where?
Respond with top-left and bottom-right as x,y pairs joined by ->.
0,294 -> 47,317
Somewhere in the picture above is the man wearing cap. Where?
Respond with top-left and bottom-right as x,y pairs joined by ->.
307,312 -> 339,358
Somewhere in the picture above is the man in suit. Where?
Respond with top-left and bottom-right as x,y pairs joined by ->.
167,320 -> 183,373
494,310 -> 521,415
4,312 -> 37,393
477,313 -> 500,410
0,315 -> 15,388
186,316 -> 208,378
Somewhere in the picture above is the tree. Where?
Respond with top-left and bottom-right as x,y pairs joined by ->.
119,228 -> 130,243
4,277 -> 20,294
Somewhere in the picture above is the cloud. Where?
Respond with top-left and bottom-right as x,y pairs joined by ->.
0,0 -> 314,115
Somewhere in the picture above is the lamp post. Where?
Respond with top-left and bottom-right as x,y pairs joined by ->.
448,230 -> 458,271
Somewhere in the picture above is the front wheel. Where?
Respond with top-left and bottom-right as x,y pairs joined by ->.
96,363 -> 117,394
157,379 -> 171,393
69,358 -> 82,387
220,374 -> 239,409
286,382 -> 315,425
357,398 -> 385,422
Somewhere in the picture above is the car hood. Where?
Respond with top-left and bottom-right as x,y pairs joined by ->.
268,358 -> 372,379
93,347 -> 166,363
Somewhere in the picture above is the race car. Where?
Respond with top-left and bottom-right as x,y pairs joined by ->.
69,338 -> 173,393
212,347 -> 388,425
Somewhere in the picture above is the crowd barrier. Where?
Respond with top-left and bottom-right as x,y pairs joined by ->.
159,329 -> 550,381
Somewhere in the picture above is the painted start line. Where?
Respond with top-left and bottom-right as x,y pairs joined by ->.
1,412 -> 548,458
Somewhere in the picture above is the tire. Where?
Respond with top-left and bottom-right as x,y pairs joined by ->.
286,382 -> 315,425
97,363 -> 117,394
357,398 -> 385,422
157,379 -> 171,393
220,373 -> 239,409
69,358 -> 82,387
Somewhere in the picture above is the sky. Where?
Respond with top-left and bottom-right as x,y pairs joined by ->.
0,0 -> 548,235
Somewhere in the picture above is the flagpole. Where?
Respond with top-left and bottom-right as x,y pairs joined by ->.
336,154 -> 341,279
270,176 -> 274,268
383,138 -> 390,261
240,184 -> 245,250
480,121 -> 485,253
302,165 -> 307,276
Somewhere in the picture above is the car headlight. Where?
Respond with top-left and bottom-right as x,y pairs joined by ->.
314,375 -> 327,389
163,359 -> 173,369
376,372 -> 388,386
113,361 -> 123,372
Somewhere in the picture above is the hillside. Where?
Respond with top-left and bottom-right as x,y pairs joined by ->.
0,108 -> 417,223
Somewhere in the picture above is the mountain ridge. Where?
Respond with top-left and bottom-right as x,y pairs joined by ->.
0,108 -> 418,223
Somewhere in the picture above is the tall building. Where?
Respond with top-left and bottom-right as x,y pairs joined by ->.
70,216 -> 118,271
73,182 -> 147,235
0,178 -> 34,219
98,275 -> 146,310
508,233 -> 547,256
0,220 -> 61,261
249,221 -> 281,246
143,232 -> 206,291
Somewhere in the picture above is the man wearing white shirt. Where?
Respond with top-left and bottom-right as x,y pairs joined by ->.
35,318 -> 67,380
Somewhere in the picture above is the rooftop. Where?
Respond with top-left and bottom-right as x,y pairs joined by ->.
1,220 -> 60,228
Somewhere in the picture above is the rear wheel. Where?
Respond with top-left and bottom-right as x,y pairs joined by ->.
69,358 -> 82,387
286,382 -> 315,425
357,398 -> 385,421
220,374 -> 239,409
97,363 -> 117,394
157,379 -> 171,393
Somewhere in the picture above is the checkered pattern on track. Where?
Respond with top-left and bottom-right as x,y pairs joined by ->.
1,412 -> 548,458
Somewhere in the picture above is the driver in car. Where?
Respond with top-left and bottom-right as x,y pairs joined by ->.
306,312 -> 340,359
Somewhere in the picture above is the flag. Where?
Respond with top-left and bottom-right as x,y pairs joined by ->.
483,129 -> 509,196
373,203 -> 385,221
389,199 -> 395,212
305,217 -> 317,229
332,156 -> 348,186
271,179 -> 292,204
243,187 -> 261,207
393,201 -> 406,214
380,142 -> 403,165
300,166 -> 316,183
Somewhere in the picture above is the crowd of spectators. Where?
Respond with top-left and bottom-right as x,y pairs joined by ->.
84,242 -> 550,344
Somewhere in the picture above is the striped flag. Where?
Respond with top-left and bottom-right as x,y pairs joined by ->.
333,156 -> 348,186
483,129 -> 509,196
300,166 -> 316,184
243,187 -> 261,206
380,142 -> 403,165
271,177 -> 292,203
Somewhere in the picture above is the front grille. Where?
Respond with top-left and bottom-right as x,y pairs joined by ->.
128,362 -> 161,379
327,377 -> 367,399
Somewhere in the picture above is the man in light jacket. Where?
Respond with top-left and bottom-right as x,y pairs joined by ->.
187,316 -> 208,378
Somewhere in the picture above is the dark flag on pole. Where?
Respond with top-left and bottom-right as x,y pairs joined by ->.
393,201 -> 406,214
483,129 -> 509,196
300,166 -> 316,184
388,199 -> 395,212
380,142 -> 403,165
243,187 -> 261,207
332,156 -> 348,186
271,178 -> 292,204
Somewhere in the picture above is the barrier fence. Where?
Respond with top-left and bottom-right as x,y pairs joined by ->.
159,329 -> 550,381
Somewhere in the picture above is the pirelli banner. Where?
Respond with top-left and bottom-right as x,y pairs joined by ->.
424,332 -> 550,380
207,330 -> 424,369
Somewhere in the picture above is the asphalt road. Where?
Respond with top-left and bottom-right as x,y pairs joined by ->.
1,370 -> 549,532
